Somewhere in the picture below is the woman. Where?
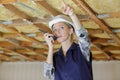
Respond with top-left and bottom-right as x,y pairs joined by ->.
44,2 -> 93,80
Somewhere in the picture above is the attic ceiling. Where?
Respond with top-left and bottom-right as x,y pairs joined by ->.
0,0 -> 120,62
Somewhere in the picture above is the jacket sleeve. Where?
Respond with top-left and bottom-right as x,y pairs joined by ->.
44,62 -> 54,79
75,27 -> 91,62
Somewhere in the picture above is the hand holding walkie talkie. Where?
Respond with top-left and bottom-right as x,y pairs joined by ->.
39,29 -> 57,41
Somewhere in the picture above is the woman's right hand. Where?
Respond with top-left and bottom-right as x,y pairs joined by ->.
44,33 -> 54,48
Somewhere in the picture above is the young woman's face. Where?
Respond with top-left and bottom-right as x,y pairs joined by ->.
52,22 -> 73,43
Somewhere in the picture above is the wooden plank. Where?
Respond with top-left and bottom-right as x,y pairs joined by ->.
92,38 -> 114,44
92,44 -> 111,59
19,41 -> 32,46
34,48 -> 47,53
110,12 -> 120,18
72,0 -> 120,45
0,41 -> 16,47
1,47 -> 34,61
103,46 -> 120,51
87,29 -> 104,34
34,23 -> 52,33
0,0 -> 27,4
1,33 -> 19,38
0,0 -> 16,4
35,0 -> 60,16
0,24 -> 18,33
3,4 -> 32,20
4,4 -> 52,33
0,54 -> 19,62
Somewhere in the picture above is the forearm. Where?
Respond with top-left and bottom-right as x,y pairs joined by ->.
46,46 -> 53,65
69,13 -> 83,30
69,13 -> 91,61
44,47 -> 54,79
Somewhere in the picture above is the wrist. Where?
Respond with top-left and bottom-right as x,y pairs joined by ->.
69,13 -> 76,18
68,12 -> 75,17
49,45 -> 54,50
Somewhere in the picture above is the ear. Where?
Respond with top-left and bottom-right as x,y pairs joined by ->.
69,27 -> 74,35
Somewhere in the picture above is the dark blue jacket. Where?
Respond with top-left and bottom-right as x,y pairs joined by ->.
53,42 -> 93,80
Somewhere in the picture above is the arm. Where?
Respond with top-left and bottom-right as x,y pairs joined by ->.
71,14 -> 91,61
62,1 -> 91,61
43,33 -> 54,79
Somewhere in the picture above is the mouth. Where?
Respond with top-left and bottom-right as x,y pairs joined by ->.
57,36 -> 62,38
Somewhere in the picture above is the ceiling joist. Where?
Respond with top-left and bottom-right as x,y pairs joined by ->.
72,0 -> 120,45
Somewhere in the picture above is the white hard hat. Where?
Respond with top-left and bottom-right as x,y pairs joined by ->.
49,15 -> 74,30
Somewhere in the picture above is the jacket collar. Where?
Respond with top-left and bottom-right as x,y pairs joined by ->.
56,42 -> 78,56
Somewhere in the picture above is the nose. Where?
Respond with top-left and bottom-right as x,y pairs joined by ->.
54,29 -> 61,37
55,28 -> 60,34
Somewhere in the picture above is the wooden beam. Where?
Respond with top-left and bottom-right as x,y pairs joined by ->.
34,23 -> 52,33
0,0 -> 27,4
0,54 -> 19,62
92,44 -> 111,59
0,32 -> 45,61
1,33 -> 19,38
4,4 -> 52,33
111,54 -> 120,57
103,46 -> 120,51
3,4 -> 32,20
92,38 -> 115,44
90,47 -> 98,51
109,12 -> 120,18
29,55 -> 46,61
72,0 -> 120,45
34,48 -> 47,53
93,53 -> 106,58
0,24 -> 42,44
0,24 -> 18,33
0,41 -> 16,47
19,41 -> 33,46
87,29 -> 104,34
15,49 -> 31,53
35,0 -> 60,16
1,47 -> 34,61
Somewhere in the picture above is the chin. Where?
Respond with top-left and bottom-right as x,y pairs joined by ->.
57,40 -> 63,43
57,38 -> 66,43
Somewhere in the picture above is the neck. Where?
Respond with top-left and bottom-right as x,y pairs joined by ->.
61,38 -> 73,56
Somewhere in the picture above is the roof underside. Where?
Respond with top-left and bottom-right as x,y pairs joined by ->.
0,0 -> 120,62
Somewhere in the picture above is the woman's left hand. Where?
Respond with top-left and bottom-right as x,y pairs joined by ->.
61,0 -> 74,16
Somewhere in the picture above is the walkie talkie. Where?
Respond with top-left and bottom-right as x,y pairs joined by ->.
39,29 -> 57,41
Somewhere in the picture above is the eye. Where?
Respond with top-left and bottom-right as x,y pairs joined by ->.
60,26 -> 64,29
53,29 -> 57,33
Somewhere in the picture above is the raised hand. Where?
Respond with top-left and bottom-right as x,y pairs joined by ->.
61,0 -> 74,16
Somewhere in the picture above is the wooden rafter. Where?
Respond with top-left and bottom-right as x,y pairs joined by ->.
0,0 -> 27,4
72,0 -> 120,59
0,24 -> 47,61
3,4 -> 32,20
0,38 -> 46,61
0,47 -> 34,61
35,0 -> 60,16
92,44 -> 111,59
0,0 -> 119,61
1,11 -> 120,26
3,4 -> 52,33
92,38 -> 115,44
103,46 -> 120,51
34,0 -> 113,60
72,0 -> 120,45
0,54 -> 19,62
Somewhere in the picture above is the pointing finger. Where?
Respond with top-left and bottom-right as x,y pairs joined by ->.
61,0 -> 66,7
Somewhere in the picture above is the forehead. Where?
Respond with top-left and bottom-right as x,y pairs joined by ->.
52,22 -> 68,29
